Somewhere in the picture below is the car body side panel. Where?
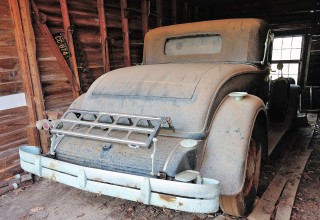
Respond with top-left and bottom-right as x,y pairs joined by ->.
200,94 -> 265,196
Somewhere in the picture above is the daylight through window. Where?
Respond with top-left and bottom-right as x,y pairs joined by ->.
270,36 -> 303,84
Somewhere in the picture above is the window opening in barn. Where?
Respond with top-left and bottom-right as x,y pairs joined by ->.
270,36 -> 303,84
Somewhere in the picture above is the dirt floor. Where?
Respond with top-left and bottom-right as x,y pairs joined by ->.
0,178 -> 224,220
0,114 -> 319,220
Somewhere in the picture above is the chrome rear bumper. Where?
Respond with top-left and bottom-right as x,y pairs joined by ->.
19,146 -> 220,213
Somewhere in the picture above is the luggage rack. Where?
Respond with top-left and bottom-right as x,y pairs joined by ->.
51,109 -> 167,148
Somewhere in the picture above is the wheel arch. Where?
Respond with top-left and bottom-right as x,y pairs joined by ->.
199,94 -> 266,196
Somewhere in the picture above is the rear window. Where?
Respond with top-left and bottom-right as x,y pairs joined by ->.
164,34 -> 222,56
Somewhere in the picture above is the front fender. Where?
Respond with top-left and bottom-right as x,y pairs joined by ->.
200,94 -> 265,196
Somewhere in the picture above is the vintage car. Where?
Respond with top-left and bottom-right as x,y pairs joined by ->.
19,19 -> 300,217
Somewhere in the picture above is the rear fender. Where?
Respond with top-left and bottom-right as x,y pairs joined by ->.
200,94 -> 266,196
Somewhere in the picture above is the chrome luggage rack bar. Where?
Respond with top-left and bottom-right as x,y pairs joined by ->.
51,109 -> 166,148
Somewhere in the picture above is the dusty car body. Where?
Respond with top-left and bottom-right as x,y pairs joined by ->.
19,19 -> 300,216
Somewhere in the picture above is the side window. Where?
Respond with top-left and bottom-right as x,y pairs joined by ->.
270,36 -> 303,84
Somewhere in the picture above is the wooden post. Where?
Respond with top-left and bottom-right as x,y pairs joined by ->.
30,0 -> 80,98
141,0 -> 149,37
156,0 -> 162,27
183,0 -> 189,23
120,0 -> 131,66
8,0 -> 40,146
194,0 -> 199,21
97,0 -> 110,72
19,0 -> 49,152
303,35 -> 312,87
172,0 -> 177,24
60,0 -> 81,98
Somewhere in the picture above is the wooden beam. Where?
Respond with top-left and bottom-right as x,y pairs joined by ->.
19,0 -> 48,152
8,0 -> 39,146
156,0 -> 162,27
60,0 -> 81,97
120,0 -> 131,66
141,0 -> 149,37
30,0 -> 80,98
172,0 -> 177,24
97,0 -> 110,72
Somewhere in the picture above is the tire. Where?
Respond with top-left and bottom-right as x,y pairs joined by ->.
219,124 -> 263,217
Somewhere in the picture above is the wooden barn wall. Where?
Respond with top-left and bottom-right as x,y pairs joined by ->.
0,0 -> 28,180
31,0 -> 191,110
33,0 -> 74,113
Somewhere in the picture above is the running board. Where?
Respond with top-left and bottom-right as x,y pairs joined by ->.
51,109 -> 167,148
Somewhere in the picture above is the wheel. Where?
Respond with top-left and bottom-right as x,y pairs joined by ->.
219,126 -> 262,217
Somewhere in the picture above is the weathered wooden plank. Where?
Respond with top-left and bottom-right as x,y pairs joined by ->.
0,161 -> 21,181
19,0 -> 48,152
8,0 -> 39,146
274,150 -> 313,220
0,58 -> 19,70
0,19 -> 14,31
120,0 -> 131,66
0,128 -> 28,146
248,149 -> 313,220
30,0 -> 79,97
60,0 -> 81,98
0,45 -> 19,58
97,0 -> 110,73
0,138 -> 28,156
0,33 -> 16,46
0,147 -> 19,164
0,71 -> 21,84
0,116 -> 28,130
0,81 -> 24,96
141,0 -> 149,37
0,106 -> 27,117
